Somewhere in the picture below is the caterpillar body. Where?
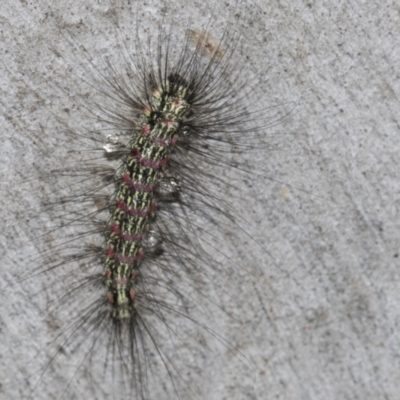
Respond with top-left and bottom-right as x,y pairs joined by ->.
104,74 -> 190,321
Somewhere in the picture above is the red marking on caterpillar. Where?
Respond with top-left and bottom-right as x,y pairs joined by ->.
116,198 -> 156,217
141,125 -> 151,136
107,292 -> 114,304
130,147 -> 168,169
115,253 -> 144,263
121,174 -> 156,192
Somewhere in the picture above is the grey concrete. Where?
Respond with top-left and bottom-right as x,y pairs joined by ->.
1,1 -> 399,399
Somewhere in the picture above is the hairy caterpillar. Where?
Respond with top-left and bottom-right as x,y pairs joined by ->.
2,2 -> 399,399
0,1 -> 308,399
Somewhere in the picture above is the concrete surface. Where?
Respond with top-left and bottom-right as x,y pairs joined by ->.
0,1 -> 399,399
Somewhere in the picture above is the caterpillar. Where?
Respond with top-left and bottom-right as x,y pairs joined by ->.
0,1 -> 306,399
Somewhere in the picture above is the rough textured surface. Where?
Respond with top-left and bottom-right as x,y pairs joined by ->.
1,1 -> 399,399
